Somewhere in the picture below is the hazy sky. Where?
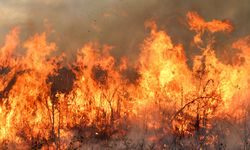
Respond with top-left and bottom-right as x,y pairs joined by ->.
0,0 -> 249,62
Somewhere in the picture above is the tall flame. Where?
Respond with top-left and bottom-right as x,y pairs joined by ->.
0,11 -> 250,149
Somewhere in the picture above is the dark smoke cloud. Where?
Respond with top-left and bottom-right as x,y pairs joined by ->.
0,0 -> 249,63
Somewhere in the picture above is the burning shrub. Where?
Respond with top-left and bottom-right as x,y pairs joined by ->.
0,11 -> 250,149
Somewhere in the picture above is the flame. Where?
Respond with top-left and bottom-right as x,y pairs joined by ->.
0,11 -> 250,149
187,11 -> 233,45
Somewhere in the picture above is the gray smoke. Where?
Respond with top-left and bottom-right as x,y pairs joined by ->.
0,0 -> 249,63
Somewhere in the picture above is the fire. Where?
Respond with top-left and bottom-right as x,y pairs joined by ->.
187,11 -> 233,45
0,11 -> 250,149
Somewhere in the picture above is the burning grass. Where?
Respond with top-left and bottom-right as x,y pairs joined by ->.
0,11 -> 250,149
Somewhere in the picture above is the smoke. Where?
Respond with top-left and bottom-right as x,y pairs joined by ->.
1,1 -> 250,149
0,0 -> 249,63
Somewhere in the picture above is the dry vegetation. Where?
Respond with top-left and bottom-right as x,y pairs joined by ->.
0,11 -> 250,149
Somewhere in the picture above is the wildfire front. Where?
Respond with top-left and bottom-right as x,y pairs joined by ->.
0,1 -> 250,149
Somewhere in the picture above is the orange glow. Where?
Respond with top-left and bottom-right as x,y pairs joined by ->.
0,11 -> 250,149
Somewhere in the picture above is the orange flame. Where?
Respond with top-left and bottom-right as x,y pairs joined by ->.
0,11 -> 250,149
